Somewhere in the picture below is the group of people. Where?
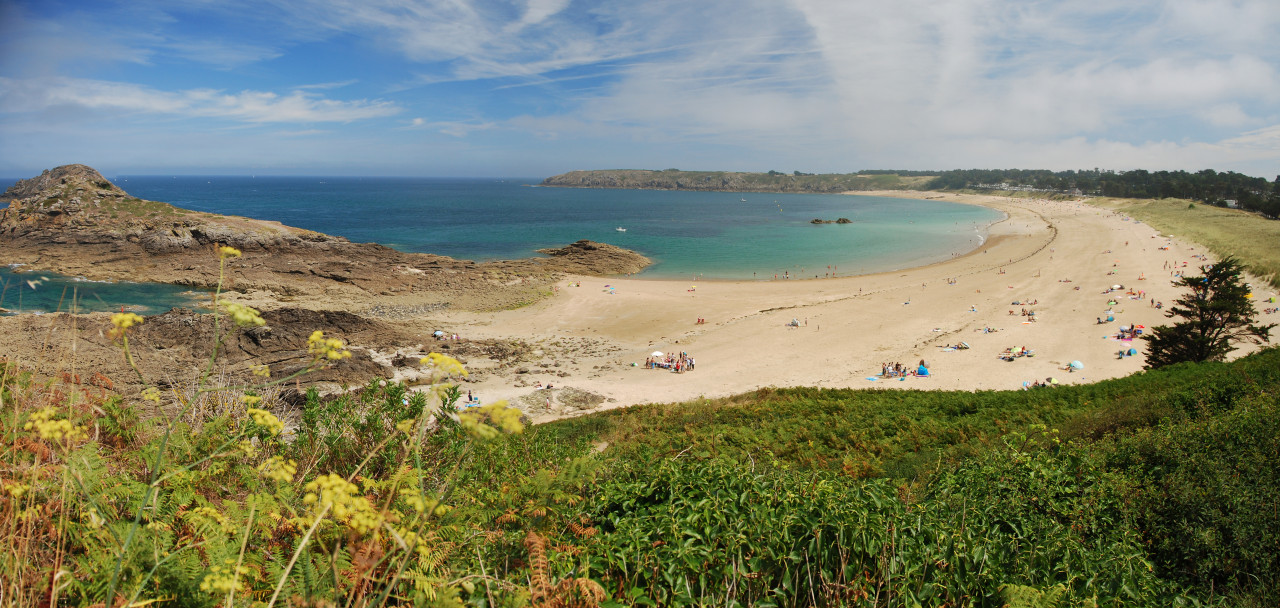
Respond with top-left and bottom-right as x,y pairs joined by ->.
881,360 -> 929,377
647,352 -> 695,372
1022,377 -> 1059,389
999,346 -> 1034,361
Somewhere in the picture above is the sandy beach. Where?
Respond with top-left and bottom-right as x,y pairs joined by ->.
431,191 -> 1275,422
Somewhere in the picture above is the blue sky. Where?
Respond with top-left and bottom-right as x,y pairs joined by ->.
2,0 -> 1278,178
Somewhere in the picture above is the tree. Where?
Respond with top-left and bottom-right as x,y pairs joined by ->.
1143,256 -> 1274,368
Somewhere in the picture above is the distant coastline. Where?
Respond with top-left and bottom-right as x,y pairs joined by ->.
541,169 -> 934,193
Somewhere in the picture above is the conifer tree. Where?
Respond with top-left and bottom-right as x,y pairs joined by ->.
1143,256 -> 1274,368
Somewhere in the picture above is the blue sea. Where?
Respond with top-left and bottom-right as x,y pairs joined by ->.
2,175 -> 1002,313
115,176 -> 1001,279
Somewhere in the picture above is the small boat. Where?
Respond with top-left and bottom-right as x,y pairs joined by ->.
615,227 -> 626,232
740,198 -> 747,202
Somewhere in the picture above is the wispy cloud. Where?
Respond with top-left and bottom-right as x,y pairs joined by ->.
0,77 -> 400,123
3,0 -> 1279,175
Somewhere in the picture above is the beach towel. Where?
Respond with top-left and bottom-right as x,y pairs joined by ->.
865,377 -> 878,381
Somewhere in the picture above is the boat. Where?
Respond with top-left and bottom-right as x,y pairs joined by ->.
740,198 -> 747,202
615,227 -> 626,232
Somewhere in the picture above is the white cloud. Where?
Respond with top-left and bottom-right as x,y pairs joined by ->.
162,40 -> 283,69
0,77 -> 400,123
1202,103 -> 1253,127
510,0 -> 573,30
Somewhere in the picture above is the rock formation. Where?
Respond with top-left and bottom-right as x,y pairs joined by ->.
2,165 -> 652,312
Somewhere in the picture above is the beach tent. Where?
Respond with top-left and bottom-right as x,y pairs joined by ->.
917,365 -> 930,376
1112,285 -> 1122,290
433,330 -> 445,337
1069,360 -> 1084,370
1127,348 -> 1138,356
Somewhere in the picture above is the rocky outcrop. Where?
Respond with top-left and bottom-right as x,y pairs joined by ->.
535,239 -> 651,275
2,165 -> 654,311
810,218 -> 853,224
1,164 -> 349,254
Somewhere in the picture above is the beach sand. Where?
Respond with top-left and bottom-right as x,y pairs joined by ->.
428,191 -> 1275,422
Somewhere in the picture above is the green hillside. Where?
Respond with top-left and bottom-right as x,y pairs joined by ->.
6,334 -> 1278,606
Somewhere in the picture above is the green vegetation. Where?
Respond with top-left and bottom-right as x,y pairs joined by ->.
543,170 -> 936,193
1091,196 -> 1280,288
927,168 -> 1280,217
3,248 -> 1279,606
1143,257 -> 1275,367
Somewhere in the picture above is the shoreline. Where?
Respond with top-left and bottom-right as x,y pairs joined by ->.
5,174 -> 1275,425
429,189 -> 1274,423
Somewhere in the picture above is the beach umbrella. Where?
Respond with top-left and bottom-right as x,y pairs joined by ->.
651,351 -> 664,357
1112,284 -> 1122,289
433,330 -> 444,337
1069,360 -> 1084,370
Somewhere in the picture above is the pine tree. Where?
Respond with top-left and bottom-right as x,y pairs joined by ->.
1143,256 -> 1274,368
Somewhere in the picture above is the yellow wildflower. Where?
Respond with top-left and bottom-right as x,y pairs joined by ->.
419,352 -> 467,377
218,246 -> 242,259
307,330 -> 351,362
251,363 -> 270,378
222,302 -> 265,327
396,419 -> 416,435
242,394 -> 263,406
23,407 -> 88,443
258,456 -> 297,483
111,312 -> 144,330
5,481 -> 29,499
237,440 -> 257,458
302,473 -> 382,535
246,407 -> 284,437
141,387 -> 161,403
458,400 -> 524,441
401,488 -> 430,514
187,505 -> 236,534
108,312 -> 144,341
199,561 -> 248,594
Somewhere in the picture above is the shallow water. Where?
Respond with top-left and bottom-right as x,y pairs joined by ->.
0,266 -> 206,315
110,176 -> 1003,280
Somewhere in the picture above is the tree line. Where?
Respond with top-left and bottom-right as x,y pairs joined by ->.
909,168 -> 1280,218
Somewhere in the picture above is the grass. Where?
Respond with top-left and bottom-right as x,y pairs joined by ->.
1089,196 -> 1280,289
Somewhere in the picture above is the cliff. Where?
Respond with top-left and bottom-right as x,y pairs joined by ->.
541,169 -> 936,193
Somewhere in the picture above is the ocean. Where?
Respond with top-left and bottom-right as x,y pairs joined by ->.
113,176 -> 1002,280
2,176 -> 1003,314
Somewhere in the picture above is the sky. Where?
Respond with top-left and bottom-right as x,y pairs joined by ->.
1,0 -> 1279,178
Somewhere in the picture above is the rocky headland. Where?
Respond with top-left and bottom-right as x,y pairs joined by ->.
1,165 -> 651,400
2,165 -> 650,312
541,169 -> 934,193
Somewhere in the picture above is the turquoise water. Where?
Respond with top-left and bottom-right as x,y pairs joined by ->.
0,176 -> 1003,313
0,266 -> 206,315
111,177 -> 1003,280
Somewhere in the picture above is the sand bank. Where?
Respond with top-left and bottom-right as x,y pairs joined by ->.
431,191 -> 1275,422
